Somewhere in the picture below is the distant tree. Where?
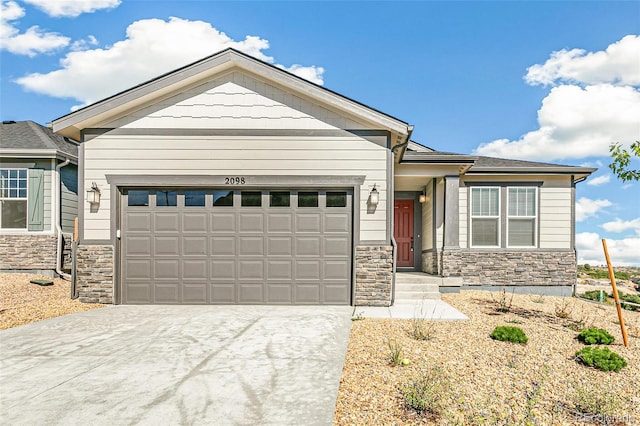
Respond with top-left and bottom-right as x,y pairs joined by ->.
609,141 -> 640,182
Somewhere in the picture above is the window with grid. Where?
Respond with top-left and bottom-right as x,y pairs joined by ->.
0,169 -> 28,229
471,187 -> 500,247
507,187 -> 537,247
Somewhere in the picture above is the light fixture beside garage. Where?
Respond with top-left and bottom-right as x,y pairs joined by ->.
369,184 -> 379,207
86,182 -> 101,205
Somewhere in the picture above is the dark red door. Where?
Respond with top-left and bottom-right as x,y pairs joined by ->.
394,200 -> 414,267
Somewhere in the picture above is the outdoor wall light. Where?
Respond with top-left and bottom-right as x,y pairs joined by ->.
86,182 -> 101,205
369,184 -> 379,206
419,193 -> 427,203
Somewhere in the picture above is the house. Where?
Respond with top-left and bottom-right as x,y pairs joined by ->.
50,49 -> 595,305
0,120 -> 79,277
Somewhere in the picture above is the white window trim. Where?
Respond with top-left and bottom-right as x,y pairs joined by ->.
470,186 -> 501,248
506,187 -> 538,248
0,168 -> 29,231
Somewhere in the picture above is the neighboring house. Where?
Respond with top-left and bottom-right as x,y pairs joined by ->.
0,120 -> 79,277
51,49 -> 594,306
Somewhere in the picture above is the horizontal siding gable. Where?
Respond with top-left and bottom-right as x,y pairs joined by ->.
101,71 -> 377,132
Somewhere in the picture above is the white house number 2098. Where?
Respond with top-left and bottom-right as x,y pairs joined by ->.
224,177 -> 246,184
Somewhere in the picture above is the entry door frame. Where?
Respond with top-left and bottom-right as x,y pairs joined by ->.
394,191 -> 422,271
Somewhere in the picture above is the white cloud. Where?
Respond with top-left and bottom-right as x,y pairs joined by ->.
525,35 -> 640,87
586,174 -> 611,186
474,84 -> 640,161
602,218 -> 640,235
0,1 -> 69,57
474,35 -> 640,162
23,0 -> 120,18
575,197 -> 612,222
70,35 -> 98,51
576,232 -> 640,266
15,17 -> 325,108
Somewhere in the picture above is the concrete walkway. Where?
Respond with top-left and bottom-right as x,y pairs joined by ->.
0,305 -> 352,426
352,299 -> 468,320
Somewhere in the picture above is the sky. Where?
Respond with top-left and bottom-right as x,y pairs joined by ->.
1,0 -> 639,265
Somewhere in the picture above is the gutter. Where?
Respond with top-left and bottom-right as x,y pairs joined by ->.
55,158 -> 72,282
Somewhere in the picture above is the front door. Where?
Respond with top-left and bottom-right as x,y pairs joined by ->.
394,200 -> 414,267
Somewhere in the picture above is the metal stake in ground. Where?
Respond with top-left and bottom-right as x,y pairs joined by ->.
601,238 -> 629,348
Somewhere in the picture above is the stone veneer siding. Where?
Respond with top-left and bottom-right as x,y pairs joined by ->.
441,249 -> 576,286
355,245 -> 393,306
76,244 -> 114,303
0,234 -> 57,271
421,250 -> 439,275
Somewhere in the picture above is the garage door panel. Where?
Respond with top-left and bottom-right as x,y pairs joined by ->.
297,214 -> 321,233
324,260 -> 349,279
324,214 -> 349,232
238,261 -> 264,279
125,283 -> 152,303
267,237 -> 292,256
124,259 -> 151,279
211,213 -> 235,232
183,283 -> 207,304
211,260 -> 235,279
211,284 -> 235,303
155,237 -> 179,256
266,284 -> 293,304
268,214 -> 293,232
183,260 -> 207,279
238,284 -> 264,303
183,236 -> 207,256
125,212 -> 152,232
154,283 -> 180,303
183,213 -> 207,232
125,237 -> 151,256
211,236 -> 235,256
296,284 -> 320,304
155,213 -> 180,232
239,214 -> 264,232
267,260 -> 292,279
296,237 -> 320,256
324,237 -> 349,256
324,284 -> 349,304
155,260 -> 179,279
296,260 -> 321,280
239,236 -> 264,256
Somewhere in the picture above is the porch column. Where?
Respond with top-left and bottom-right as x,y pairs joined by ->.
443,175 -> 459,249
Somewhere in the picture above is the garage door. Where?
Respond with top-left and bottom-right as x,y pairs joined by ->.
121,189 -> 352,304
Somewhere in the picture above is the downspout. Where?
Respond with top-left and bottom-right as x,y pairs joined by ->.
55,158 -> 71,281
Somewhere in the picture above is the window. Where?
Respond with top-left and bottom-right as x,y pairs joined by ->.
241,191 -> 262,207
508,187 -> 536,247
213,190 -> 233,206
156,190 -> 177,207
470,187 -> 500,247
0,169 -> 28,229
298,192 -> 318,207
326,192 -> 347,207
185,190 -> 205,207
128,190 -> 149,206
270,191 -> 290,207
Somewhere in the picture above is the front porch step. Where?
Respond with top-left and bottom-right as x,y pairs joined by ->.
396,272 -> 444,285
395,290 -> 441,301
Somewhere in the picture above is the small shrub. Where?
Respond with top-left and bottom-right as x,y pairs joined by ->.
575,347 -> 627,372
490,326 -> 528,344
408,317 -> 435,341
577,328 -> 615,345
619,292 -> 640,311
572,383 -> 625,416
491,287 -> 514,313
402,367 -> 448,415
554,297 -> 573,319
581,290 -> 608,302
387,339 -> 403,366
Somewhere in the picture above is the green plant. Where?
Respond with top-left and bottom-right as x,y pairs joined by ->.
619,292 -> 640,311
571,383 -> 626,416
402,367 -> 448,415
580,290 -> 609,302
577,328 -> 615,345
351,311 -> 365,321
575,347 -> 627,372
490,326 -> 528,344
554,297 -> 573,319
531,293 -> 545,304
387,339 -> 403,366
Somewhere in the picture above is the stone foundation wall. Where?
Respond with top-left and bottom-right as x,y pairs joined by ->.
421,250 -> 439,274
355,245 -> 393,306
0,234 -> 57,271
441,249 -> 576,286
75,244 -> 114,303
62,234 -> 72,272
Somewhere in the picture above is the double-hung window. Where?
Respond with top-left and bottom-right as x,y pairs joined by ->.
507,187 -> 537,247
0,169 -> 28,229
470,187 -> 500,247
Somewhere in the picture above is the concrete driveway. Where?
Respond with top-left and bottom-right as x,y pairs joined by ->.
0,305 -> 352,426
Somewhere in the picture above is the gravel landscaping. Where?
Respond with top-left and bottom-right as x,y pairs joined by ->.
334,291 -> 639,425
0,273 -> 105,330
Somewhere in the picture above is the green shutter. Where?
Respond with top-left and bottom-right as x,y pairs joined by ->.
28,169 -> 44,231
